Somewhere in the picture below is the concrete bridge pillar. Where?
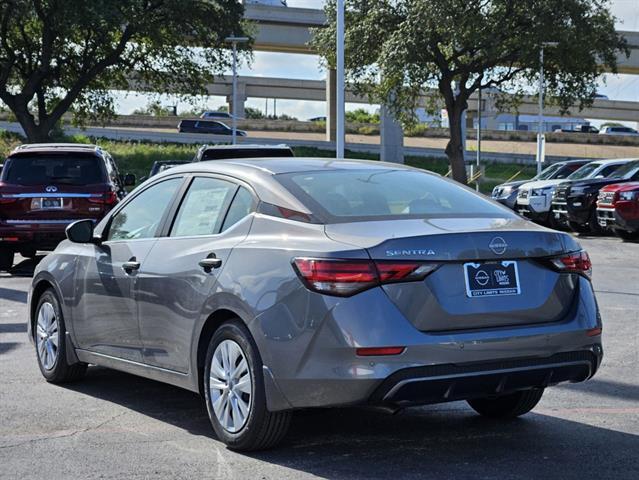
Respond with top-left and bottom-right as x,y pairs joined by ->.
326,69 -> 337,142
227,81 -> 247,119
380,103 -> 404,163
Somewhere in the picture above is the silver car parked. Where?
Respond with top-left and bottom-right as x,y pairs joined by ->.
28,158 -> 603,450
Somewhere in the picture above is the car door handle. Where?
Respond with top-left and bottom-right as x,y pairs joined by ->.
199,255 -> 222,272
122,259 -> 141,273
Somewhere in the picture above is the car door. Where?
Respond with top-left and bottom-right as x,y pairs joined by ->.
72,176 -> 185,362
136,176 -> 257,372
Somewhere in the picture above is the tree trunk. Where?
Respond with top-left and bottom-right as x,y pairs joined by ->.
12,104 -> 53,143
445,105 -> 468,184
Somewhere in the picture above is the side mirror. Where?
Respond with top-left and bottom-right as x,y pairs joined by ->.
66,219 -> 98,244
123,173 -> 136,186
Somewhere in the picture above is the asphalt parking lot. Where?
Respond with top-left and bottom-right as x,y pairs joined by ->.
0,236 -> 637,480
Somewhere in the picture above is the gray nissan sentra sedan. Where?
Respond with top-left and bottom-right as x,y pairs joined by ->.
28,158 -> 603,450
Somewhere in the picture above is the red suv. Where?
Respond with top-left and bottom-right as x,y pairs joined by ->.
0,143 -> 134,270
596,182 -> 639,241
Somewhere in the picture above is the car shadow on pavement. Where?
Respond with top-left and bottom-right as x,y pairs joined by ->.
64,366 -> 214,438
63,366 -> 639,479
4,255 -> 46,278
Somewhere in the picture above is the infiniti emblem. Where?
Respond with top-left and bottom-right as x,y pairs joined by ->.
489,237 -> 508,255
45,185 -> 58,193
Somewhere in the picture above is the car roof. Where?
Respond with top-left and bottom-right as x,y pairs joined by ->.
154,157 -> 419,214
169,156 -> 416,176
589,158 -> 638,165
9,143 -> 103,156
201,144 -> 292,151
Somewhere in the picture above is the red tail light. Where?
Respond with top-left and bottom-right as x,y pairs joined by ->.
548,251 -> 592,278
89,191 -> 118,205
292,258 -> 440,297
356,347 -> 405,356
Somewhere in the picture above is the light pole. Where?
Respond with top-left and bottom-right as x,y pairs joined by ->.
336,0 -> 345,158
225,36 -> 249,145
476,86 -> 482,191
537,42 -> 558,175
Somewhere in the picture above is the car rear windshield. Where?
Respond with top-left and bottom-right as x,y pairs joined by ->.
201,148 -> 294,161
277,169 -> 513,222
2,154 -> 105,185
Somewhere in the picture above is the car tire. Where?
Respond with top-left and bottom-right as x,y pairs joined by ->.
34,289 -> 87,383
615,229 -> 639,241
20,248 -> 37,259
0,248 -> 14,271
204,320 -> 291,451
568,220 -> 589,234
467,388 -> 544,418
587,208 -> 603,235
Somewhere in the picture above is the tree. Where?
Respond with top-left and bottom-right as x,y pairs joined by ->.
313,0 -> 628,183
0,0 -> 247,142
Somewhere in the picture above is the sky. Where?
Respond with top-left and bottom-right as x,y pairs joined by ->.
117,0 -> 639,123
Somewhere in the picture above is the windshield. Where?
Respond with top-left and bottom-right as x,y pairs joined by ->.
2,155 -> 104,185
278,169 -> 513,222
534,163 -> 562,181
610,161 -> 639,180
568,163 -> 600,180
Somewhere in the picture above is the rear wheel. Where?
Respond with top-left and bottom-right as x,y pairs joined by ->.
34,289 -> 87,383
20,248 -> 37,259
615,229 -> 639,241
568,221 -> 589,234
0,248 -> 14,271
204,321 -> 291,451
467,388 -> 544,418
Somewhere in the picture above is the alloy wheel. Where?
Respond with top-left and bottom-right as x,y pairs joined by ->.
36,302 -> 59,370
209,339 -> 252,433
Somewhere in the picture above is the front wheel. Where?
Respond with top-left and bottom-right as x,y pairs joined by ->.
34,289 -> 87,383
204,321 -> 291,451
568,221 -> 589,234
615,229 -> 639,241
467,388 -> 544,418
0,247 -> 14,271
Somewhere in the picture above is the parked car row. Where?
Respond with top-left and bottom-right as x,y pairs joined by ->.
493,158 -> 639,240
0,143 -> 295,271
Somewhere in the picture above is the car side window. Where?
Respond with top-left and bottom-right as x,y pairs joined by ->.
107,178 -> 182,241
221,187 -> 255,232
600,165 -> 620,177
171,177 -> 238,237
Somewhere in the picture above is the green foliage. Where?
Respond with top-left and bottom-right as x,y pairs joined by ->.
346,108 -> 380,124
245,107 -> 265,119
132,101 -> 175,117
313,0 -> 628,183
0,0 -> 247,141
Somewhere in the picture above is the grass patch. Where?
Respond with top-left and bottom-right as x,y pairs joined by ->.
1,132 -> 536,194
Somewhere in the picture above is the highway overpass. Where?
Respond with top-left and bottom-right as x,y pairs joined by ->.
246,4 -> 639,74
128,74 -> 639,123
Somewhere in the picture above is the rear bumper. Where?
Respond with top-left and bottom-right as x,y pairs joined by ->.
0,220 -> 77,250
369,349 -> 600,406
258,277 -> 603,411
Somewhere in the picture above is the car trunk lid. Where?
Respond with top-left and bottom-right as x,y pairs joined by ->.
325,218 -> 581,332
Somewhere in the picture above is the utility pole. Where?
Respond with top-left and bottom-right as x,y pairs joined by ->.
225,35 -> 249,145
336,0 -> 345,158
537,42 -> 558,175
476,87 -> 482,191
